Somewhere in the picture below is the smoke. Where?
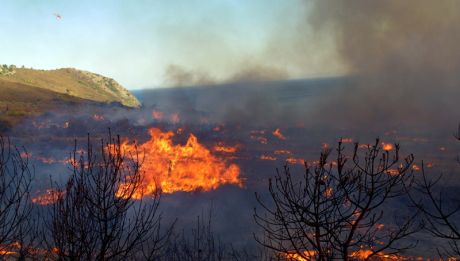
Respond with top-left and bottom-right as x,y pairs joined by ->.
163,65 -> 216,87
163,64 -> 288,87
308,0 -> 460,129
160,1 -> 460,131
227,64 -> 288,83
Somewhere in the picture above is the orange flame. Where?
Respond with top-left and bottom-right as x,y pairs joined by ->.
386,169 -> 400,176
282,250 -> 316,261
274,149 -> 292,155
259,155 -> 277,161
282,249 -> 429,261
213,142 -> 239,153
324,187 -> 333,198
382,143 -> 394,151
341,138 -> 353,143
273,128 -> 287,140
32,189 -> 64,205
376,223 -> 385,230
286,158 -> 304,165
118,128 -> 242,198
350,249 -> 375,260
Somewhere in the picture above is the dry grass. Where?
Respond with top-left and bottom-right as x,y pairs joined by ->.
0,67 -> 140,130
0,67 -> 140,107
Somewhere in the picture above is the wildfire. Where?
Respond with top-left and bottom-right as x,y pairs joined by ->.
32,189 -> 64,205
273,128 -> 287,140
254,136 -> 268,144
274,149 -> 292,155
0,241 -> 57,258
282,249 -> 418,261
21,152 -> 78,167
213,142 -> 240,153
151,110 -> 180,124
376,223 -> 385,230
286,158 -> 304,165
92,114 -> 105,121
282,250 -> 316,261
118,128 -> 242,198
169,112 -> 180,124
350,249 -> 374,259
259,155 -> 277,161
382,143 -> 394,151
152,110 -> 164,120
386,169 -> 400,176
250,130 -> 268,144
324,187 -> 333,198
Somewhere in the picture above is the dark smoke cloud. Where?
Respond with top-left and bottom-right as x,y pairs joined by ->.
163,64 -> 288,87
308,0 -> 460,129
227,64 -> 288,83
163,64 -> 216,87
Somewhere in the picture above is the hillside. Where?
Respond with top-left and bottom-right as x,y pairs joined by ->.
0,66 -> 140,107
0,65 -> 140,131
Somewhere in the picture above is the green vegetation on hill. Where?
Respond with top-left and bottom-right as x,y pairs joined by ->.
0,65 -> 141,130
0,66 -> 140,108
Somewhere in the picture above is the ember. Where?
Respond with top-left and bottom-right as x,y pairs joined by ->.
273,128 -> 287,140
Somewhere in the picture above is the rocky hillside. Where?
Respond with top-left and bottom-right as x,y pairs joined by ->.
0,65 -> 141,131
0,66 -> 140,107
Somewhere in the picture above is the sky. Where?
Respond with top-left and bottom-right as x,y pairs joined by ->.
0,0 -> 343,89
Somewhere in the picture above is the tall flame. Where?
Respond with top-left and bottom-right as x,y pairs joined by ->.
119,128 -> 242,198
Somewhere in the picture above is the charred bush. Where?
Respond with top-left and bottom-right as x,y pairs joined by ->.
44,133 -> 172,260
0,136 -> 35,259
408,126 -> 460,259
255,139 -> 421,260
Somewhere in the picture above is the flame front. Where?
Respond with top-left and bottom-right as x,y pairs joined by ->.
119,128 -> 242,198
32,189 -> 64,205
282,249 -> 422,261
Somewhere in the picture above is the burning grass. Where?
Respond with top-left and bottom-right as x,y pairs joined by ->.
118,128 -> 242,198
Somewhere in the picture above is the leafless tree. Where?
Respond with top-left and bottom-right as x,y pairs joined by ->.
408,126 -> 460,258
0,136 -> 36,259
45,133 -> 172,260
255,139 -> 421,260
163,208 -> 227,261
162,207 -> 273,261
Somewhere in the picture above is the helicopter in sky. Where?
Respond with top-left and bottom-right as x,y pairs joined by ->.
53,13 -> 62,20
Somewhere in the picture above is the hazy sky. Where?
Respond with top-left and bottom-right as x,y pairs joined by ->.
0,0 -> 342,89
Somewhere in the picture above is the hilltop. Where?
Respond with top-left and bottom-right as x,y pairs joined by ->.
0,65 -> 140,131
0,65 -> 140,107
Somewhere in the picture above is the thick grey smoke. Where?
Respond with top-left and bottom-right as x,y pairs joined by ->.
163,64 -> 288,87
308,0 -> 460,129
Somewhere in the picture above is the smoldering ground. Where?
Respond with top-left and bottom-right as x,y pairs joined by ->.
5,75 -> 459,257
